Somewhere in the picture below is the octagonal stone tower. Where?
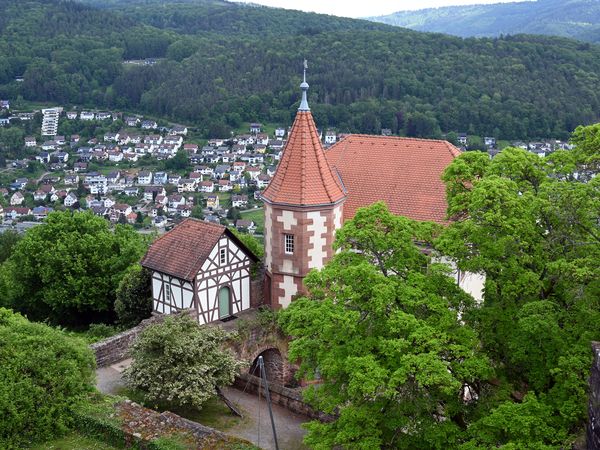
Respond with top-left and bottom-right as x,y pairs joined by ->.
261,67 -> 346,308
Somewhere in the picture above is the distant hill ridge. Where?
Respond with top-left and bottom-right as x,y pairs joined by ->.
370,0 -> 600,43
3,0 -> 600,142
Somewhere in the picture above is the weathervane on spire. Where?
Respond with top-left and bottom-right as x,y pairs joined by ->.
299,59 -> 310,111
303,59 -> 308,83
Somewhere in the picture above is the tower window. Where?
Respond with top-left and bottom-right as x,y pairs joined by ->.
284,234 -> 294,254
220,248 -> 227,265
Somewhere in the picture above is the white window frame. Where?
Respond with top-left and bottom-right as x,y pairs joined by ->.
220,247 -> 227,265
165,284 -> 172,304
284,234 -> 294,255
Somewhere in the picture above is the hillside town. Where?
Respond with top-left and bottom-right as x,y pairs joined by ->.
0,102 -> 576,234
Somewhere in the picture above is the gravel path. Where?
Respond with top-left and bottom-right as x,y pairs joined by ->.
95,360 -> 309,450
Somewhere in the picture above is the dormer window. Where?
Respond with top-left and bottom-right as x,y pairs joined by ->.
284,234 -> 294,255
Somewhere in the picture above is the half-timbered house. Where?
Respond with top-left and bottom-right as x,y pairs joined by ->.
141,219 -> 258,325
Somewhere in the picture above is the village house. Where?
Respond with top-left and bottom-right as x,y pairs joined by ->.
66,111 -> 78,120
141,120 -> 158,130
80,111 -> 95,121
144,186 -> 166,202
275,127 -> 286,138
24,136 -> 36,147
245,166 -> 261,181
177,179 -> 197,193
125,116 -> 140,127
36,152 -> 50,164
218,179 -> 232,192
97,112 -> 112,120
235,219 -> 256,234
171,125 -> 188,135
206,194 -> 219,209
324,130 -> 337,144
32,206 -> 53,220
250,123 -> 262,133
123,187 -> 139,197
231,194 -> 248,208
168,194 -> 186,210
199,180 -> 214,193
5,207 -> 31,220
137,171 -> 153,185
10,192 -> 25,206
141,219 -> 258,324
153,216 -> 168,227
64,192 -> 78,208
167,174 -> 182,185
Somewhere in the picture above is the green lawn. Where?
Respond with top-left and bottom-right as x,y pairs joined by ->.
240,208 -> 264,234
30,432 -> 121,450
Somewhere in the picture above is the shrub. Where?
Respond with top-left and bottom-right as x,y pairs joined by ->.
0,308 -> 95,448
124,314 -> 243,410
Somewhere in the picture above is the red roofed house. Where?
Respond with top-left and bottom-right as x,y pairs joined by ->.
141,219 -> 258,324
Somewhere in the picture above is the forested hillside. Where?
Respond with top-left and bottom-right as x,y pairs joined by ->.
2,0 -> 600,140
371,0 -> 600,43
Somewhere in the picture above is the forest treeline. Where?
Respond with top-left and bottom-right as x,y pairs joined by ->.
1,0 -> 600,140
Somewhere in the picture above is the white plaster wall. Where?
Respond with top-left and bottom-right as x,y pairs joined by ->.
432,255 -> 485,304
333,204 -> 343,230
458,271 -> 485,304
241,271 -> 250,310
307,210 -> 327,269
182,282 -> 193,309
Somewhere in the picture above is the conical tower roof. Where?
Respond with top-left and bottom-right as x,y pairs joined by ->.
262,67 -> 346,207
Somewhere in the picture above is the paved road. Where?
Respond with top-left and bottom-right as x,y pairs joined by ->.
96,359 -> 308,450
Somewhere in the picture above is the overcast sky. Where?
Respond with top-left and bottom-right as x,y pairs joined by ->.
236,0 -> 527,18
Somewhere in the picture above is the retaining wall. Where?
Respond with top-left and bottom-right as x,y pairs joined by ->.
234,372 -> 334,422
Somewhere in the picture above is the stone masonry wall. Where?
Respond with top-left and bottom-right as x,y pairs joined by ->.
91,310 -> 194,367
234,372 -> 334,422
588,342 -> 600,449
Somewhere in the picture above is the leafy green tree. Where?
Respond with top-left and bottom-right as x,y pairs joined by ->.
0,230 -> 20,264
0,211 -> 149,324
0,308 -> 95,448
279,202 -> 492,449
163,149 -> 190,171
231,228 -> 263,259
191,204 -> 204,219
114,265 -> 153,327
436,141 -> 600,446
124,314 -> 243,409
226,206 -> 241,221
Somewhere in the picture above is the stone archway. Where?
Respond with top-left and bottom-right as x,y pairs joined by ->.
249,348 -> 285,385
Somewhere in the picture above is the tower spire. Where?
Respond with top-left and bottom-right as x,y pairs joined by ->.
299,60 -> 310,111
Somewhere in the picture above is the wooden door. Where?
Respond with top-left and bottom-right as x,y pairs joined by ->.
218,286 -> 230,319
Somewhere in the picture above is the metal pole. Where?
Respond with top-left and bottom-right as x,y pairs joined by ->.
258,355 -> 279,450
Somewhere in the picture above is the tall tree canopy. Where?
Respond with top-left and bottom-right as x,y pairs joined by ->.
436,127 -> 600,447
0,211 -> 149,324
279,202 -> 492,449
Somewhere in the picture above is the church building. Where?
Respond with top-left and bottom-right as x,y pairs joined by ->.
262,68 -> 480,307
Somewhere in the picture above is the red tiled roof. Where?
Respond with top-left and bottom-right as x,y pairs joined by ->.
325,135 -> 461,224
262,111 -> 345,206
141,219 -> 257,281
